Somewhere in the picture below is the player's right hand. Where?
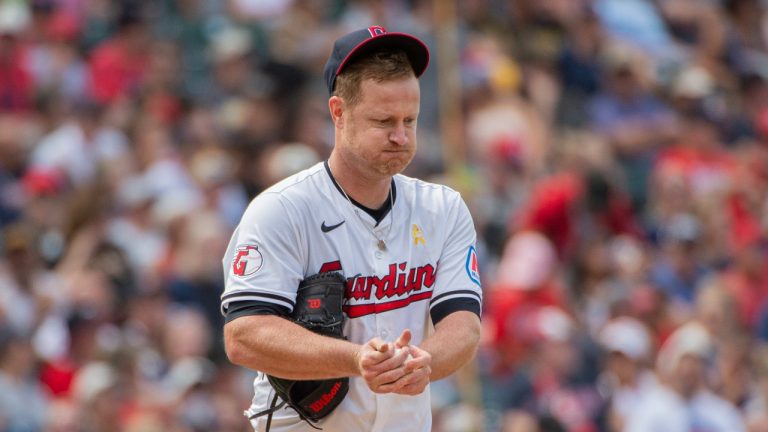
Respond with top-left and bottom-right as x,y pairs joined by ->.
356,336 -> 413,393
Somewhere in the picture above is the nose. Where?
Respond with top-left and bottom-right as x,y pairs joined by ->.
389,122 -> 408,146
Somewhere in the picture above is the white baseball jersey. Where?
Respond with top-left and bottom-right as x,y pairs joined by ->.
221,162 -> 482,432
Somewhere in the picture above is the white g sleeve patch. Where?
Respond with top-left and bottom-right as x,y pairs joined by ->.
231,245 -> 264,277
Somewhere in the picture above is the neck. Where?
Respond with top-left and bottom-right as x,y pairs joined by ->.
328,152 -> 392,209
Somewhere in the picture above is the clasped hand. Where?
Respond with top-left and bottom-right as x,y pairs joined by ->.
356,329 -> 432,395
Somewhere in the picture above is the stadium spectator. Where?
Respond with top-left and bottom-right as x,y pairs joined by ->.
0,1 -> 765,431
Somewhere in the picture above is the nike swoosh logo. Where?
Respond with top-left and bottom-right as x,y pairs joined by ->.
321,220 -> 345,233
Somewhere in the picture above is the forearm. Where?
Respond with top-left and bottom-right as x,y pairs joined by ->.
419,311 -> 481,381
224,314 -> 360,380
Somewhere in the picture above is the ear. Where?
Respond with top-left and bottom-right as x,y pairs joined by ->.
328,96 -> 344,128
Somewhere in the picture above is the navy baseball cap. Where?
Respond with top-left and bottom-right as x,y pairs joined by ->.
323,26 -> 430,95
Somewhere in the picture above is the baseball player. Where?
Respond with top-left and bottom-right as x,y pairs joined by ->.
221,26 -> 482,431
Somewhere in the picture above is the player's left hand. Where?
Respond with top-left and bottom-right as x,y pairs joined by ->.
389,343 -> 432,396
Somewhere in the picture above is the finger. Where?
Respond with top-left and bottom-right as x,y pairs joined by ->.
380,346 -> 410,369
403,359 -> 428,373
368,366 -> 410,394
394,329 -> 411,348
406,344 -> 429,358
362,346 -> 410,373
370,366 -> 408,388
359,350 -> 393,368
381,367 -> 429,394
377,375 -> 410,394
392,368 -> 431,395
394,382 -> 421,395
367,337 -> 388,352
402,346 -> 431,372
395,379 -> 429,396
403,354 -> 429,371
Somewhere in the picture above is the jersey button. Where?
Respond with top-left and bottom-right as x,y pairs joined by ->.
374,250 -> 383,259
380,329 -> 389,338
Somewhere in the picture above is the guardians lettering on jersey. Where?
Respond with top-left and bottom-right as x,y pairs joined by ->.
319,260 -> 436,318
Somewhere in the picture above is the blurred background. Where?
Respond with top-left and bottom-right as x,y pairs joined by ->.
0,0 -> 767,431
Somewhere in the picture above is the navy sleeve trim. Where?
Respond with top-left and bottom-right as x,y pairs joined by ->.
225,299 -> 291,323
430,297 -> 481,325
222,291 -> 296,308
430,290 -> 482,305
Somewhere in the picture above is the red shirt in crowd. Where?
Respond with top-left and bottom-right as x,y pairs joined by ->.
514,172 -> 640,257
88,38 -> 146,104
0,40 -> 34,112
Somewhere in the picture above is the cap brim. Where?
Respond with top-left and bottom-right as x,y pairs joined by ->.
335,32 -> 430,80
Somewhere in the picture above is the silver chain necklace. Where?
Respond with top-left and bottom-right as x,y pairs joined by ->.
336,182 -> 394,251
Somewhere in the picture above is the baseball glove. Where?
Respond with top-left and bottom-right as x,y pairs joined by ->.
250,272 -> 349,431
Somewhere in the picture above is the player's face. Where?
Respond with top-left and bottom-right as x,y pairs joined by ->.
340,76 -> 420,177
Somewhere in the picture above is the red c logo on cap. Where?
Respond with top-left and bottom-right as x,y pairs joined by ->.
368,26 -> 386,37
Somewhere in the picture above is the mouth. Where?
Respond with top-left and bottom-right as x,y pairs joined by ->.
382,148 -> 412,153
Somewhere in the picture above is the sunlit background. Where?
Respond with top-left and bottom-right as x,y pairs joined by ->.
1,0 -> 768,431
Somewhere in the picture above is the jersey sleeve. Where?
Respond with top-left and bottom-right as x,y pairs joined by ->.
224,299 -> 291,323
429,193 -> 483,323
220,192 -> 305,316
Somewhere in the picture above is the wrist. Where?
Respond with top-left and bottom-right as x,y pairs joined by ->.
351,344 -> 363,376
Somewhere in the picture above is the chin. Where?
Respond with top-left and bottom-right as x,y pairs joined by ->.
379,157 -> 412,176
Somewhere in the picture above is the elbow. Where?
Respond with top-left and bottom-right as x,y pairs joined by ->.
458,313 -> 482,361
468,317 -> 482,355
224,315 -> 282,370
224,340 -> 245,367
461,312 -> 482,347
223,320 -> 251,367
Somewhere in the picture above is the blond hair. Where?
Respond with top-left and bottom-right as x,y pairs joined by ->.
333,49 -> 415,106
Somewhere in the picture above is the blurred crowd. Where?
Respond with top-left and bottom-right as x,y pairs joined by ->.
0,0 -> 767,431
